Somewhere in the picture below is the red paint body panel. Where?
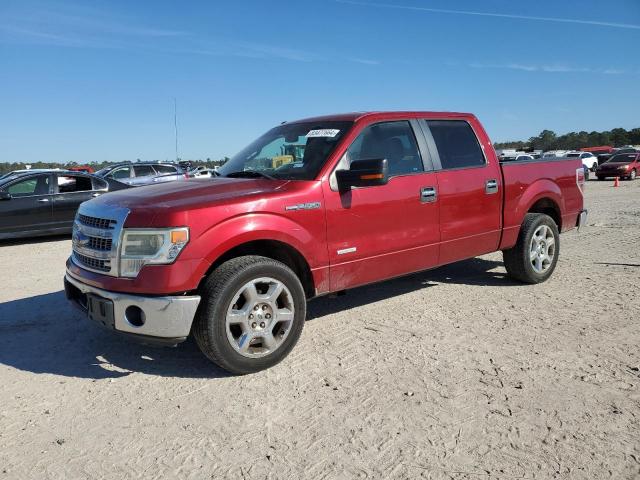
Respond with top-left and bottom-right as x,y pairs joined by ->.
66,112 -> 584,297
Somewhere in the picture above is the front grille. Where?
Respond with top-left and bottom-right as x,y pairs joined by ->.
88,236 -> 112,251
72,206 -> 128,277
74,252 -> 110,272
78,214 -> 116,230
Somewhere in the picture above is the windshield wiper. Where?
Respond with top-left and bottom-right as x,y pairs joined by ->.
225,170 -> 276,180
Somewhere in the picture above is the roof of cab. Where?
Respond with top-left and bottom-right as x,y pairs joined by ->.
290,111 -> 475,124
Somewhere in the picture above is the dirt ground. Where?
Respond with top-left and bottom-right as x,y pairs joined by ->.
1,178 -> 639,479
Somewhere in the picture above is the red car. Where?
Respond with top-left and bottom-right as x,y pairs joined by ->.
64,111 -> 586,374
595,152 -> 640,180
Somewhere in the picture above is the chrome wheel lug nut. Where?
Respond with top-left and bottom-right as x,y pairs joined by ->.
249,314 -> 254,319
252,322 -> 257,328
260,322 -> 266,328
265,313 -> 271,319
254,305 -> 259,311
262,305 -> 267,311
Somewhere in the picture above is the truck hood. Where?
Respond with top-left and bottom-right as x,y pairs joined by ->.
95,177 -> 291,211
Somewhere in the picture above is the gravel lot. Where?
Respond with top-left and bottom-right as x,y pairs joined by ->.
1,179 -> 639,479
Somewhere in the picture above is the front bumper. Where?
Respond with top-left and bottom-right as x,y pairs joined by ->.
64,273 -> 201,345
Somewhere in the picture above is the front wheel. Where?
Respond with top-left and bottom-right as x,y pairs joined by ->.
193,255 -> 306,374
503,213 -> 560,284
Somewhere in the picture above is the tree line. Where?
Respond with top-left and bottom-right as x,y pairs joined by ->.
494,127 -> 640,151
0,157 -> 230,175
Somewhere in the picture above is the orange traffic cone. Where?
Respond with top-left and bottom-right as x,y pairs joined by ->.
614,176 -> 620,187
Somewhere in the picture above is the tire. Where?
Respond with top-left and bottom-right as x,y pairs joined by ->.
503,213 -> 560,284
193,255 -> 306,374
597,176 -> 606,181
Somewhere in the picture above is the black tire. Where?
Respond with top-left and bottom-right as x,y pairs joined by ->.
193,255 -> 306,375
597,176 -> 606,181
503,213 -> 560,284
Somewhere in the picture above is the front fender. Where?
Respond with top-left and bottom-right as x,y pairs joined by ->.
187,212 -> 327,288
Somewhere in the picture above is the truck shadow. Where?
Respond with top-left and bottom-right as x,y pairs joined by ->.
308,257 -> 517,320
0,234 -> 71,246
0,258 -> 513,379
0,291 -> 229,380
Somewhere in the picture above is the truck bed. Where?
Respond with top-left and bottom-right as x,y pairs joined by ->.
499,157 -> 584,250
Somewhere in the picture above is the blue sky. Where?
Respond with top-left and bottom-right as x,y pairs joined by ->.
1,0 -> 638,163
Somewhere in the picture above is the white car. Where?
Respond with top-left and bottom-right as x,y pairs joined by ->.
566,151 -> 598,171
542,150 -> 568,158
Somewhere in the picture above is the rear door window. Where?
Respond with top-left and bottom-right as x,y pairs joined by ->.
154,165 -> 177,174
426,120 -> 485,169
133,165 -> 156,177
57,175 -> 93,193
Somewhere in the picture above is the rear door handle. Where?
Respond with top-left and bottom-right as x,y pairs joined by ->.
420,186 -> 437,203
37,198 -> 50,203
485,179 -> 498,194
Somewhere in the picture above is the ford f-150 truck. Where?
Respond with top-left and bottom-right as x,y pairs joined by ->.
64,112 -> 587,374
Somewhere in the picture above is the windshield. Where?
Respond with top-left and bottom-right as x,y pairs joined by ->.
606,154 -> 636,163
218,121 -> 353,180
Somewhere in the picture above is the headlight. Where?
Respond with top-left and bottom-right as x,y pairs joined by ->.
119,227 -> 189,278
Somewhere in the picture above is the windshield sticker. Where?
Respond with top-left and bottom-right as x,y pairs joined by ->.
306,129 -> 340,138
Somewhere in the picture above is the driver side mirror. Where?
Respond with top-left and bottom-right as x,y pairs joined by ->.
335,158 -> 389,190
0,191 -> 11,201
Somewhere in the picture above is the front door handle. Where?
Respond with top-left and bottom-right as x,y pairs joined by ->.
485,179 -> 498,194
37,198 -> 50,203
92,193 -> 101,197
420,186 -> 437,203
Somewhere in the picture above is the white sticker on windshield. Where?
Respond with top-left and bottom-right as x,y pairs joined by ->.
306,129 -> 340,138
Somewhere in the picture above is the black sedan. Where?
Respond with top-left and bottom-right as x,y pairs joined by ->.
0,170 -> 129,240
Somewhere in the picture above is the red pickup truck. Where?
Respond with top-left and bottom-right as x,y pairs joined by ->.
65,112 -> 587,374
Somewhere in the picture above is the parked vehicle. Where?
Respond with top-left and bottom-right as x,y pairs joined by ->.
597,147 -> 638,166
95,162 -> 187,186
0,168 -> 63,180
580,146 -> 614,157
595,153 -> 640,180
0,170 -> 129,240
188,168 -> 220,178
64,111 -> 586,374
542,150 -> 569,158
68,166 -> 95,174
566,151 -> 599,171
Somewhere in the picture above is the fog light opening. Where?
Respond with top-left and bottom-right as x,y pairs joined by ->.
125,306 -> 146,327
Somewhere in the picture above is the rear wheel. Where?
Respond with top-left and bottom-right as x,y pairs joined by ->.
193,255 -> 306,374
503,213 -> 560,284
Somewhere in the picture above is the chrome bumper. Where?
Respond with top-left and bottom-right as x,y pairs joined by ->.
64,273 -> 201,343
